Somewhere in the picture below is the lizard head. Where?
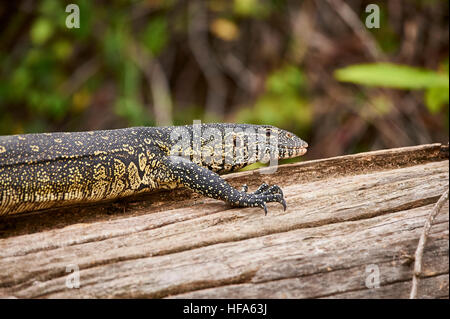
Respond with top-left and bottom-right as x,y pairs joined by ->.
164,123 -> 308,173
256,125 -> 308,161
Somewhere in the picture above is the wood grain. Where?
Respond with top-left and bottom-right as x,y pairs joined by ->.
0,143 -> 448,298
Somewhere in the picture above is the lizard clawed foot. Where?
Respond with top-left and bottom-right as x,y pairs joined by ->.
250,183 -> 286,215
234,183 -> 286,215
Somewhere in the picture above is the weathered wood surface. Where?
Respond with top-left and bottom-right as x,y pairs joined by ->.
0,143 -> 448,299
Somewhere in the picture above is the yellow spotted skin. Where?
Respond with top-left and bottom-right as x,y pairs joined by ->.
0,124 -> 308,216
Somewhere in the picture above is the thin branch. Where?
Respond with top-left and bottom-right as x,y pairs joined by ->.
90,21 -> 172,126
409,189 -> 449,299
325,0 -> 385,61
221,53 -> 258,93
59,58 -> 100,96
127,39 -> 173,126
188,0 -> 227,118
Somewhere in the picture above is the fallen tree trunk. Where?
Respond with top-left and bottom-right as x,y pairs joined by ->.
0,143 -> 448,298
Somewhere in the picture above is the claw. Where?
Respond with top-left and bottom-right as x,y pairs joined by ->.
258,202 -> 268,216
280,198 -> 287,211
271,193 -> 286,211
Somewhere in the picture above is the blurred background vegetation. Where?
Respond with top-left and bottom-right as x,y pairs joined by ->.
0,0 -> 448,161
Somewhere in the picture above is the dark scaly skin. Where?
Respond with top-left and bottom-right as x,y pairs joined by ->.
0,123 -> 308,216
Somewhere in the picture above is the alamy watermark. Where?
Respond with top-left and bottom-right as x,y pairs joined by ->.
365,4 -> 380,29
66,264 -> 80,288
365,264 -> 380,289
65,4 -> 80,29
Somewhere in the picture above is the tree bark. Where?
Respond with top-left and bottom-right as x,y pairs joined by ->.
0,143 -> 448,298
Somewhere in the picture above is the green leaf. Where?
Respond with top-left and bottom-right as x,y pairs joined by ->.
103,27 -> 126,69
141,16 -> 168,56
233,0 -> 271,18
11,67 -> 31,99
334,63 -> 449,89
115,97 -> 148,126
52,41 -> 72,60
236,92 -> 311,136
30,18 -> 54,45
425,87 -> 449,113
122,61 -> 140,97
266,65 -> 304,95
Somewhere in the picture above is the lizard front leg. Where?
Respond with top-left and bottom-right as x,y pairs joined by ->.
162,156 -> 286,215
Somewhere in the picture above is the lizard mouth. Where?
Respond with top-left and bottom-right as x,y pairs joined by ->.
293,146 -> 308,156
280,145 -> 308,159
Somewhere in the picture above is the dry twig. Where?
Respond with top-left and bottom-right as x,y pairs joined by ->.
409,189 -> 449,299
188,0 -> 227,118
127,39 -> 173,126
325,0 -> 385,60
59,58 -> 100,96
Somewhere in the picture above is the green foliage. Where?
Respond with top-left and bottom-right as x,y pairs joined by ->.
141,16 -> 169,56
237,65 -> 311,137
103,27 -> 126,70
52,40 -> 72,60
30,18 -> 54,45
335,63 -> 449,113
115,61 -> 149,126
233,0 -> 272,18
115,97 -> 149,126
334,63 -> 449,89
173,105 -> 205,125
29,90 -> 68,119
72,0 -> 92,39
0,0 -> 446,149
425,86 -> 449,113
266,65 -> 305,95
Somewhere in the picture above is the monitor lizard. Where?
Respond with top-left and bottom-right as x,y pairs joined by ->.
0,123 -> 308,216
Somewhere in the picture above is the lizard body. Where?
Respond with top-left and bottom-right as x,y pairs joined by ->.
0,123 -> 308,216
